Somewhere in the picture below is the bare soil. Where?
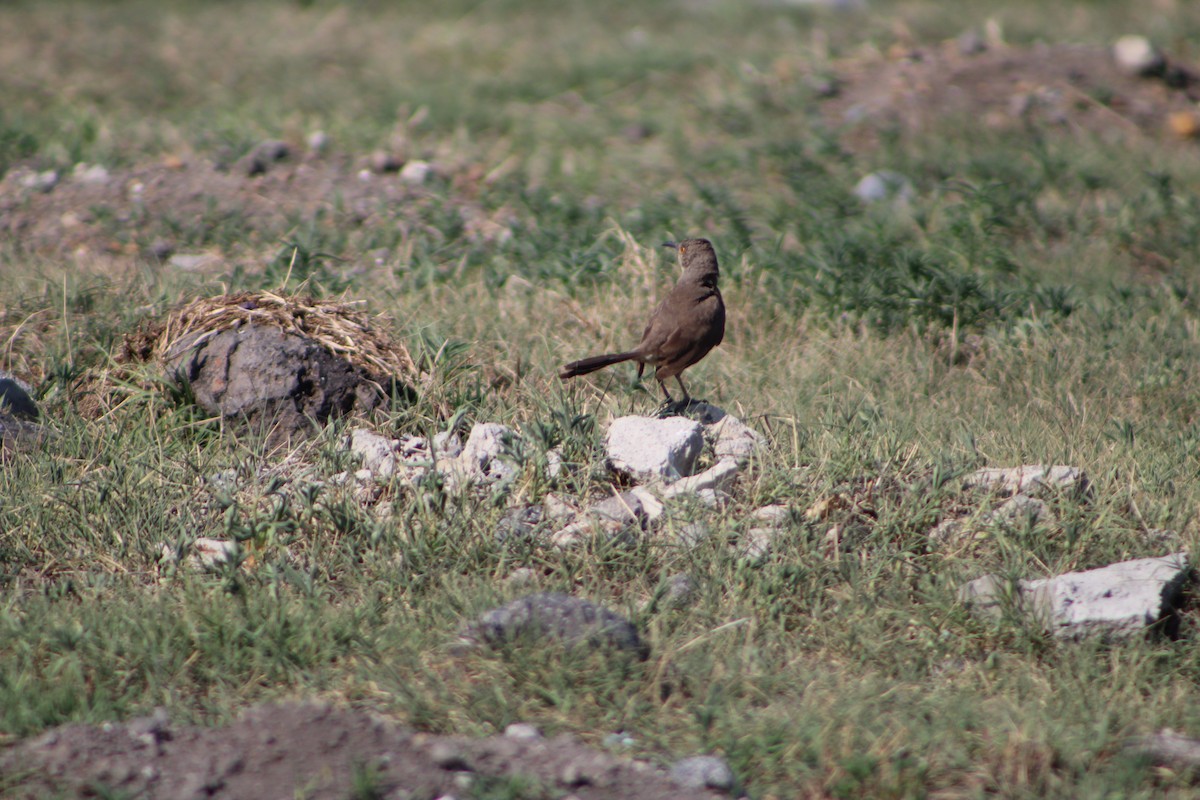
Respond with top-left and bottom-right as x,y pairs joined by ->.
2,702 -> 728,800
825,41 -> 1200,149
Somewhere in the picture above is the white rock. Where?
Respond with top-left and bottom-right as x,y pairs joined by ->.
504,723 -> 542,740
306,130 -> 330,154
348,428 -> 401,477
671,755 -> 735,790
542,493 -> 579,521
711,413 -> 766,462
627,485 -> 666,524
960,553 -> 1191,640
399,159 -> 432,184
606,416 -> 703,482
158,537 -> 239,571
545,447 -> 564,479
167,253 -> 221,272
73,163 -> 110,184
853,170 -> 914,206
963,465 -> 1086,496
661,458 -> 740,500
751,504 -> 791,524
19,169 -> 58,192
670,521 -> 712,548
739,527 -> 776,563
433,430 -> 463,458
1113,35 -> 1165,76
458,423 -> 519,484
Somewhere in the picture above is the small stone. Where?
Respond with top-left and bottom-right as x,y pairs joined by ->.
739,528 -> 776,563
542,493 -> 578,521
370,150 -> 403,173
606,416 -> 704,482
127,707 -> 171,748
505,567 -> 540,588
158,537 -> 240,572
456,423 -> 519,485
670,755 -> 734,791
494,505 -> 543,542
348,428 -> 401,477
990,494 -> 1050,525
751,504 -> 790,524
429,740 -> 470,771
662,458 -> 739,500
710,413 -> 766,462
602,731 -> 636,749
73,163 -> 110,184
853,170 -> 914,206
20,169 -> 59,192
306,130 -> 330,154
433,430 -> 463,458
457,593 -> 648,659
963,465 -> 1087,497
167,253 -> 221,272
148,238 -> 175,261
546,447 -> 565,479
661,573 -> 699,609
239,140 -> 290,176
399,159 -> 432,184
1113,35 -> 1165,77
627,485 -> 665,524
504,723 -> 542,741
956,30 -> 986,55
670,521 -> 712,548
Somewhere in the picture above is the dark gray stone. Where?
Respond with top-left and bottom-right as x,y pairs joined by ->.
0,374 -> 38,419
165,324 -> 387,439
457,593 -> 648,659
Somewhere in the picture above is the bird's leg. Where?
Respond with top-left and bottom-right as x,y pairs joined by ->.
655,379 -> 677,417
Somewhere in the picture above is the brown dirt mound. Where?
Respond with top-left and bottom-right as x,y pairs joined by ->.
823,41 -> 1200,149
1,702 -> 731,800
121,290 -> 417,382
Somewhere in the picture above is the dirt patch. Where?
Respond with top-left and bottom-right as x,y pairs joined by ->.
0,148 -> 510,267
1,702 -> 731,800
823,41 -> 1200,148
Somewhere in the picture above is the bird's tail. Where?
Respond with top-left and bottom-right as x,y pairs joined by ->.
559,352 -> 638,379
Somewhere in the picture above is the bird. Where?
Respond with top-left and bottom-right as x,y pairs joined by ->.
559,237 -> 725,408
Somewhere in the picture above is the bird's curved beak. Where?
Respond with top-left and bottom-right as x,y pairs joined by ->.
661,241 -> 677,249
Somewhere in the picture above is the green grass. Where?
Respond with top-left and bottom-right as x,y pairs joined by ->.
6,0 -> 1200,796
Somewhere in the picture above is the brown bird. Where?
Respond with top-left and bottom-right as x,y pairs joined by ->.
559,237 -> 725,406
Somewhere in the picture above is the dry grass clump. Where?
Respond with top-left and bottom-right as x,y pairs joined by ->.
120,290 -> 417,382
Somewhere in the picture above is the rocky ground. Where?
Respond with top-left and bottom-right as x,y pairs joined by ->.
5,37 -> 1200,799
2,702 -> 732,800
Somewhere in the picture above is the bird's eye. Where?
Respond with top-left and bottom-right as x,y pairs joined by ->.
679,244 -> 687,253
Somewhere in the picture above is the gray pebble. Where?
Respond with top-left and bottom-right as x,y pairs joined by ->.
670,755 -> 734,791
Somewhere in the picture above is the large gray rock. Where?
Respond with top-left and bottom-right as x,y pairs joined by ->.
167,324 -> 386,437
606,416 -> 704,482
960,553 -> 1192,639
456,593 -> 648,659
0,372 -> 38,419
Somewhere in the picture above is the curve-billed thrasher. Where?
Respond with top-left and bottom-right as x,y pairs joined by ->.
559,237 -> 725,404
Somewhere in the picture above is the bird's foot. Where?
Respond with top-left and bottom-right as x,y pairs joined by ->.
655,399 -> 684,418
655,398 -> 714,419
